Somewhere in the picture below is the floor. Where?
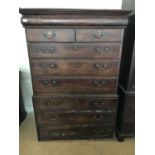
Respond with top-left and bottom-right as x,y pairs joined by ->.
20,114 -> 135,155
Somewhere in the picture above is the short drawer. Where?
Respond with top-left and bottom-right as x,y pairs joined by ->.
32,77 -> 117,95
33,96 -> 118,112
26,28 -> 75,42
28,43 -> 121,59
36,111 -> 116,126
30,59 -> 120,77
38,124 -> 114,140
76,29 -> 123,42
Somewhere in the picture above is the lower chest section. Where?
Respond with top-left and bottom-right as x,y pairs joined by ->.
33,95 -> 118,140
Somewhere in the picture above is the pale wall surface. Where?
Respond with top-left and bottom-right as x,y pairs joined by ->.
19,0 -> 123,113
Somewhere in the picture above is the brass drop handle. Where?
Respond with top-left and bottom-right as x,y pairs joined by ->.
51,80 -> 59,86
49,63 -> 57,68
92,30 -> 104,38
95,63 -> 108,70
47,101 -> 57,105
43,80 -> 49,85
52,116 -> 59,120
49,131 -> 59,136
40,63 -> 57,68
96,47 -> 110,53
73,45 -> 79,51
42,80 -> 60,86
94,115 -> 103,120
94,102 -> 105,107
42,30 -> 56,39
41,47 -> 54,53
93,80 -> 106,86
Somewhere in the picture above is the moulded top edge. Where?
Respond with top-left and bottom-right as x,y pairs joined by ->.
19,8 -> 132,16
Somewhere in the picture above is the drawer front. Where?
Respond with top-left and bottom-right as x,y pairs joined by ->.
32,77 -> 117,95
30,59 -> 119,77
36,112 -> 116,126
28,43 -> 121,59
76,29 -> 123,42
26,29 -> 75,42
38,125 -> 114,140
33,96 -> 118,112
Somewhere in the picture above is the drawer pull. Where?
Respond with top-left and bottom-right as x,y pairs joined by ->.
42,80 -> 60,86
42,80 -> 49,85
73,45 -> 79,51
41,47 -> 54,53
96,47 -> 110,53
42,30 -> 56,39
94,102 -> 105,107
92,30 -> 104,38
95,63 -> 108,70
49,63 -> 57,68
50,131 -> 59,136
47,101 -> 57,105
93,80 -> 106,86
94,115 -> 103,120
51,80 -> 59,86
40,63 -> 57,68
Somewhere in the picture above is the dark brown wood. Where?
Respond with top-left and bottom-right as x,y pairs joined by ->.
116,85 -> 135,141
116,12 -> 135,141
19,9 -> 131,27
33,96 -> 118,112
26,28 -> 75,42
119,14 -> 135,91
19,8 -> 131,16
30,59 -> 120,77
76,29 -> 123,42
38,124 -> 114,140
20,8 -> 131,140
28,43 -> 122,59
36,111 -> 116,126
32,77 -> 117,95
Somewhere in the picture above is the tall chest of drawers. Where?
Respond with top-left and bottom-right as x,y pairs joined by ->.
20,9 -> 131,140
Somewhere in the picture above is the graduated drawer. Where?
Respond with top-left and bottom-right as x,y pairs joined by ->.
28,43 -> 121,59
36,111 -> 116,126
26,28 -> 75,42
32,77 -> 117,95
76,29 -> 123,42
38,125 -> 114,140
33,96 -> 118,112
30,59 -> 119,77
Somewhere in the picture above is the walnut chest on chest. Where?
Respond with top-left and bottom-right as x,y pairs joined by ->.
20,9 -> 131,140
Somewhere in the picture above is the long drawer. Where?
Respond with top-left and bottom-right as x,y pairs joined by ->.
36,111 -> 116,126
33,96 -> 118,112
26,28 -> 75,42
32,77 -> 117,95
28,43 -> 121,59
76,29 -> 123,42
38,124 -> 114,140
30,59 -> 119,77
